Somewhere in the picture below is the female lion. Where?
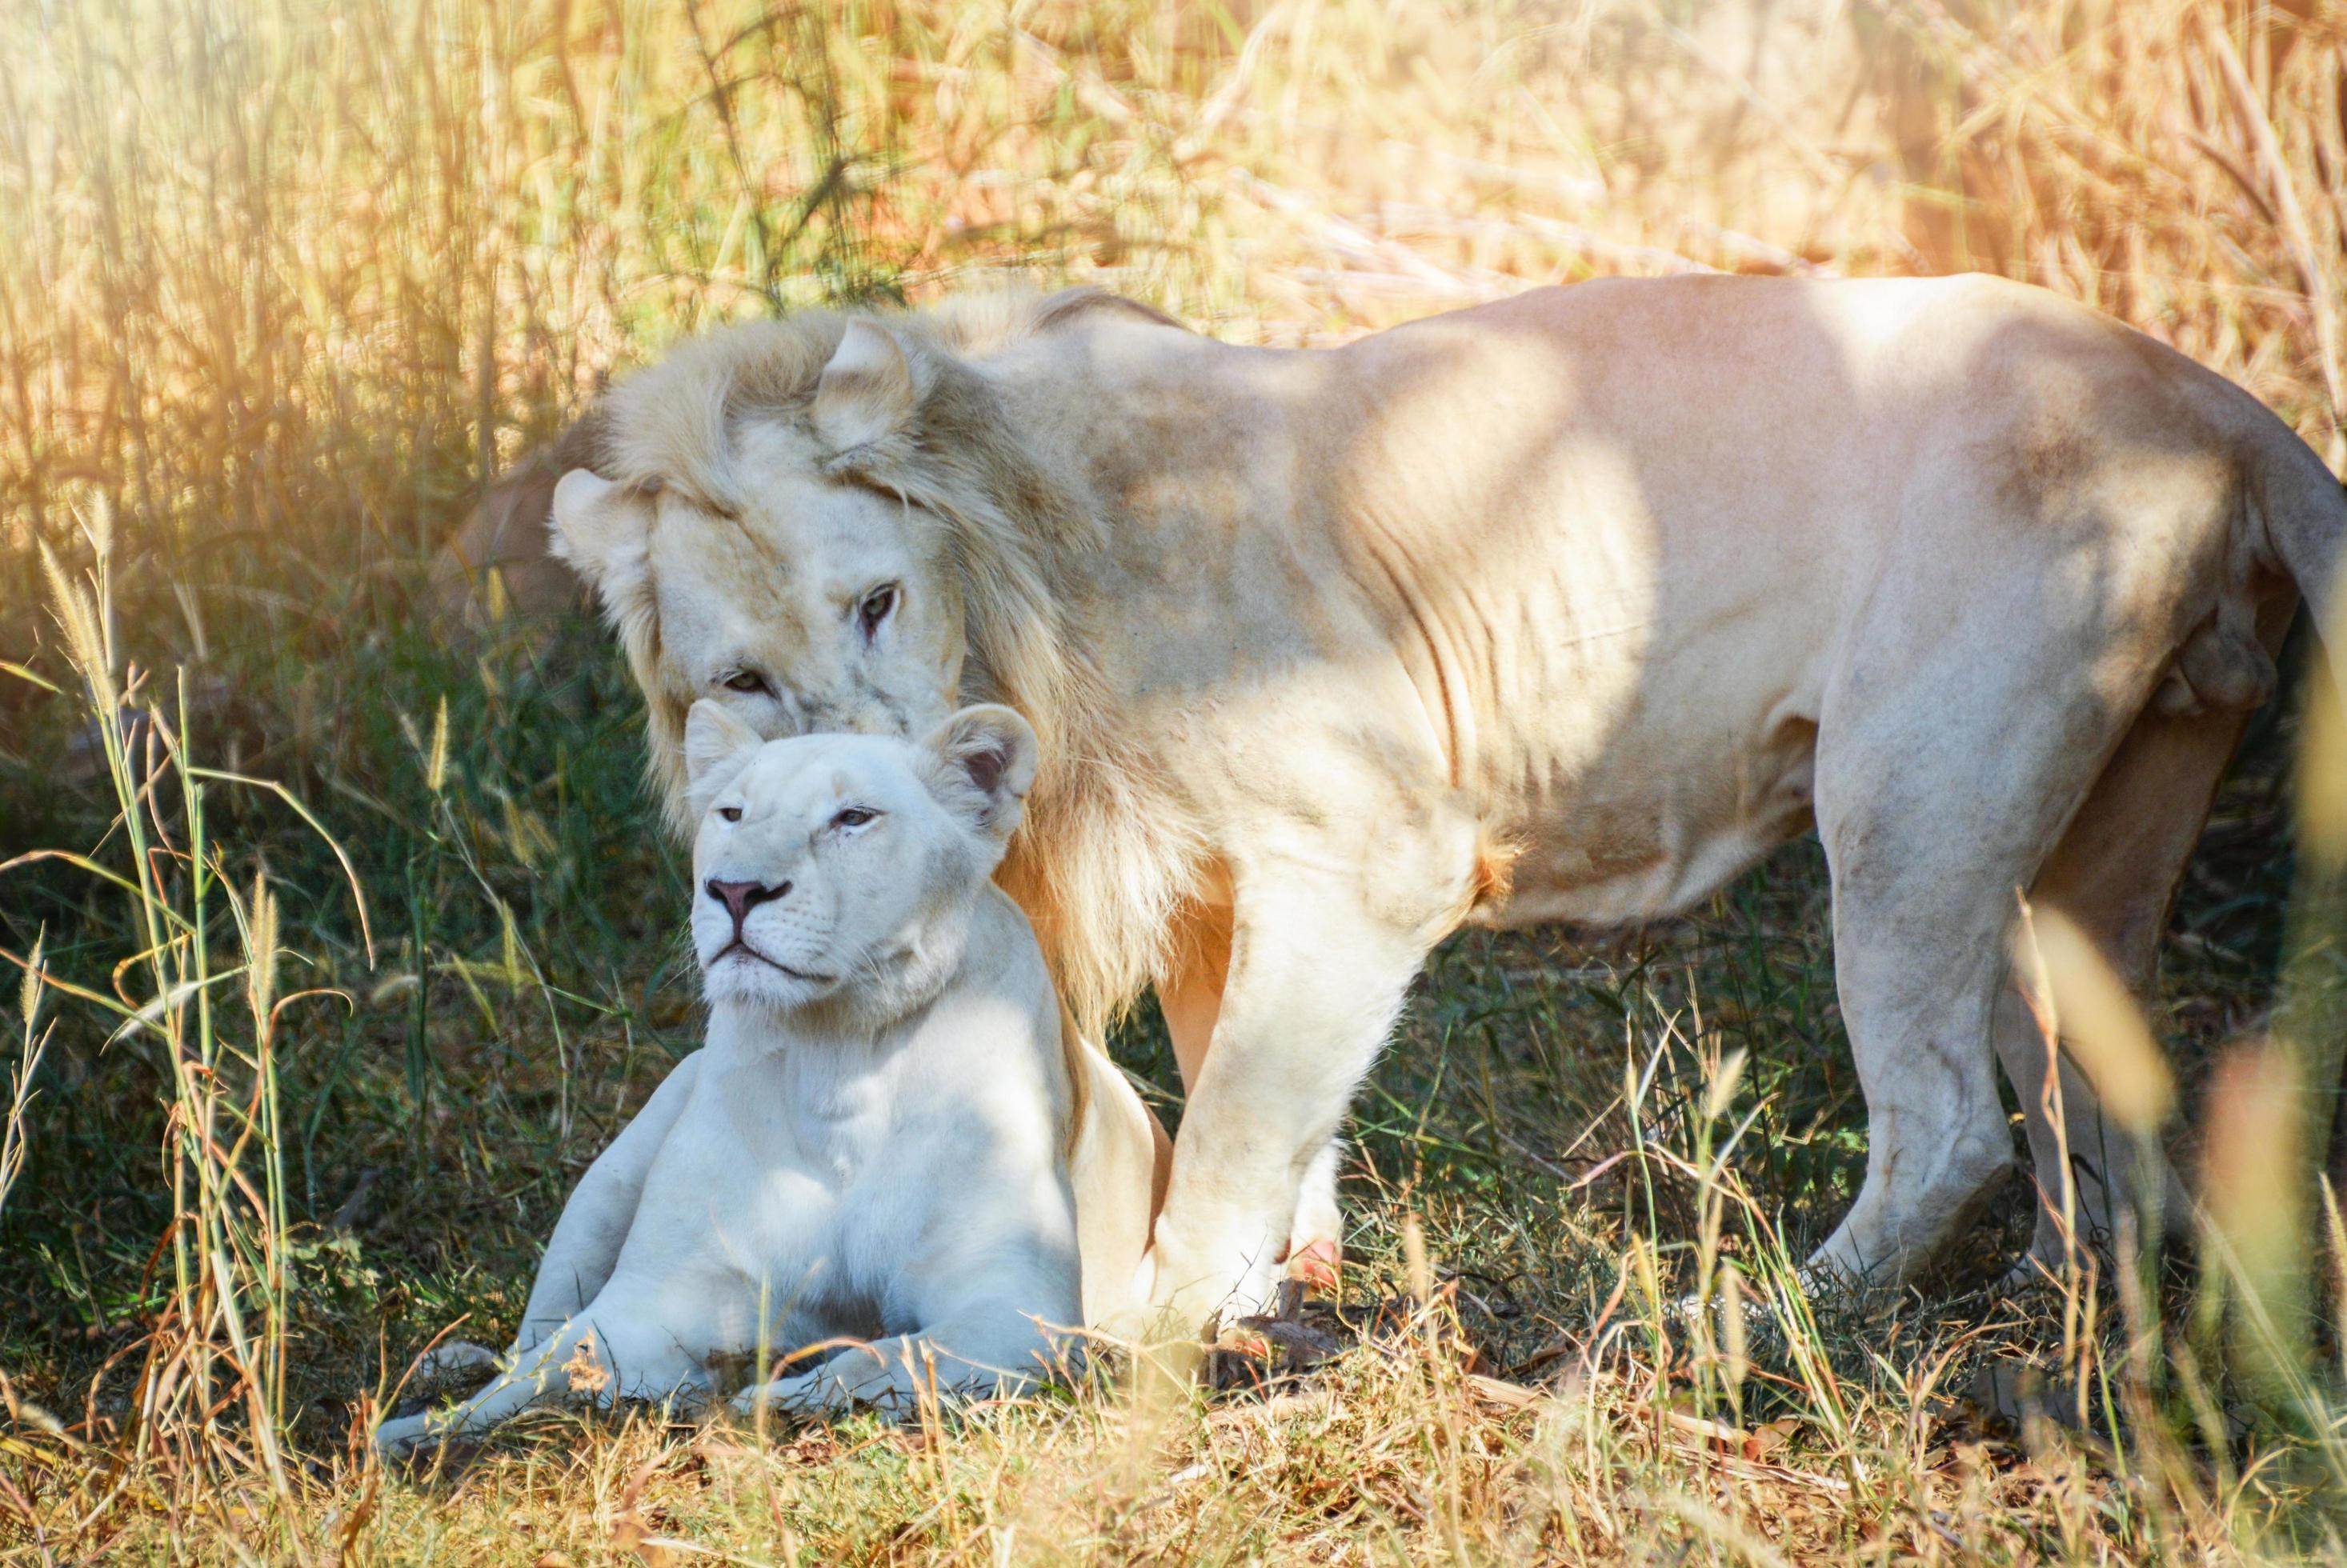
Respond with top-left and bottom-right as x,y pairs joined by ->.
375,702 -> 1167,1451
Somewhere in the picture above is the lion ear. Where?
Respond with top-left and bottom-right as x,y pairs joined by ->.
683,700 -> 765,814
811,320 -> 915,454
547,469 -> 653,606
923,703 -> 1038,843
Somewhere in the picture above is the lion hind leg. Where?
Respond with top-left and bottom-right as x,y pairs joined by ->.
1800,426 -> 2294,1294
1999,594 -> 2290,1274
1808,839 -> 2025,1292
1808,631 -> 2174,1289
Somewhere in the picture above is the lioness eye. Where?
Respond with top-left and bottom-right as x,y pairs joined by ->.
723,670 -> 769,695
856,584 -> 899,639
718,806 -> 743,822
832,807 -> 877,830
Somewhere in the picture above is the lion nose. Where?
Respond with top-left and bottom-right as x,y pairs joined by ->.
705,878 -> 791,937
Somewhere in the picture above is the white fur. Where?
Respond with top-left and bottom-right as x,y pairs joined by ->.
375,704 -> 1163,1452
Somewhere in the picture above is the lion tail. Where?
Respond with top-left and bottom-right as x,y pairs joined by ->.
2233,403 -> 2347,838
2245,417 -> 2347,642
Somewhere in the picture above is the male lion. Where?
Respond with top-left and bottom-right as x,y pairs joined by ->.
542,277 -> 2346,1330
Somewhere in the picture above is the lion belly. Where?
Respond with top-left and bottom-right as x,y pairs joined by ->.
1450,544 -> 1829,930
1477,709 -> 1820,928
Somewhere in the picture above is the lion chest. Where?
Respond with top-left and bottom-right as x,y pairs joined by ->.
625,1050 -> 934,1349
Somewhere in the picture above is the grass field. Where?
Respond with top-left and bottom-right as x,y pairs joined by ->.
6,1 -> 2347,1562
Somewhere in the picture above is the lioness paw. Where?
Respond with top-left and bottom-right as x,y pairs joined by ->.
373,1411 -> 444,1458
731,1369 -> 895,1422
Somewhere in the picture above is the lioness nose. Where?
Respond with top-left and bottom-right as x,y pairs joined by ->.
705,878 -> 791,935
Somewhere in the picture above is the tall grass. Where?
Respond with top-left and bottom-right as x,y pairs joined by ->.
6,517 -> 378,1558
6,0 -> 2347,1562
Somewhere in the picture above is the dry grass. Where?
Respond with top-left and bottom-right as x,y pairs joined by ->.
6,0 -> 2347,1562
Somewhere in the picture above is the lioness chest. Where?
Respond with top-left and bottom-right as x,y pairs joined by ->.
622,1043 -> 974,1350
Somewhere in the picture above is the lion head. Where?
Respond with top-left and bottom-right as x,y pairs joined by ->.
683,699 -> 1038,1027
548,289 -> 1199,1034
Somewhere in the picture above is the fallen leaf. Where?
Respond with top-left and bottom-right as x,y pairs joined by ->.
1743,1416 -> 1800,1462
1663,1409 -> 1745,1450
1510,1336 -> 1579,1379
563,1334 -> 611,1397
611,1459 -> 675,1567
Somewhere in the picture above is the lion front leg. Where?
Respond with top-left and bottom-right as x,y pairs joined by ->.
510,1052 -> 703,1353
377,1262 -> 727,1458
1136,879 -> 1427,1336
374,1330 -> 587,1458
1283,1140 -> 1347,1290
1158,893 -> 1348,1293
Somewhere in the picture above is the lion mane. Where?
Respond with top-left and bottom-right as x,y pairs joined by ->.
555,288 -> 1206,1039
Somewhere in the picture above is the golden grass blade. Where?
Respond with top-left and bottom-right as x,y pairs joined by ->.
2014,902 -> 2174,1136
185,768 -> 376,963
2298,654 -> 2347,871
2200,12 -> 2345,460
2201,1042 -> 2312,1402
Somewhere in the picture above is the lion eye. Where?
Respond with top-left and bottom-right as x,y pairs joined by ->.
718,806 -> 743,823
832,807 -> 878,830
856,584 -> 899,639
723,670 -> 770,695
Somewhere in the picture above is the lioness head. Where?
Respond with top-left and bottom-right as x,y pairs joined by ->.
547,292 -> 1148,831
685,698 -> 1039,1025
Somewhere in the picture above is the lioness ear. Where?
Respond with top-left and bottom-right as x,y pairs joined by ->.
683,700 -> 765,814
547,468 -> 652,601
810,320 -> 915,454
923,703 -> 1039,842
